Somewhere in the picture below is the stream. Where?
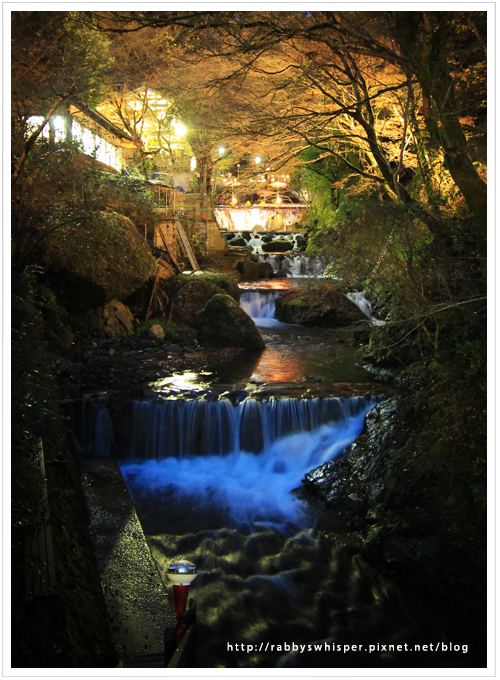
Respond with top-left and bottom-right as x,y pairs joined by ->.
79,277 -> 479,668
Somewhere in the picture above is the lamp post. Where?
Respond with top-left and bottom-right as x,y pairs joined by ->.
166,560 -> 197,645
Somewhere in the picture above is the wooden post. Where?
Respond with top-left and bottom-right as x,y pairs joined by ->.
176,221 -> 200,271
145,267 -> 160,321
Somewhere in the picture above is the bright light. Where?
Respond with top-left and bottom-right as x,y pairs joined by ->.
219,147 -> 225,156
231,194 -> 237,204
190,156 -> 197,171
174,121 -> 187,136
276,195 -> 282,204
53,116 -> 65,142
157,111 -> 166,120
255,156 -> 261,164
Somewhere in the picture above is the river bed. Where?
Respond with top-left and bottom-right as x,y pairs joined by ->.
110,280 -> 479,668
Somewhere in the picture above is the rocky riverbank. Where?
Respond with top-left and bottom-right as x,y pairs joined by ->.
299,394 -> 486,642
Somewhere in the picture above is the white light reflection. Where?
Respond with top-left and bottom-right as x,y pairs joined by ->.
151,371 -> 213,392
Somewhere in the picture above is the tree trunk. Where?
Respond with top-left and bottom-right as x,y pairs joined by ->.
394,12 -> 487,277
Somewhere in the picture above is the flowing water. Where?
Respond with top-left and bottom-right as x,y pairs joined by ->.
233,287 -> 376,384
257,253 -> 325,277
118,394 -> 388,667
77,282 -> 480,667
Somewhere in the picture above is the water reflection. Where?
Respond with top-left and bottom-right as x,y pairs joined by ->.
151,371 -> 213,392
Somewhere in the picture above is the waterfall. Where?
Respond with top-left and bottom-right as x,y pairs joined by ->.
119,394 -> 383,528
258,253 -> 325,277
344,291 -> 385,325
69,397 -> 115,456
345,290 -> 373,319
215,207 -> 305,232
127,395 -> 381,459
240,290 -> 280,323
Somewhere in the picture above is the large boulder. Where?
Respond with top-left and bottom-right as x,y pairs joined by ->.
172,278 -> 227,326
275,283 -> 366,327
237,260 -> 274,282
192,271 -> 241,302
198,295 -> 265,350
43,211 -> 155,312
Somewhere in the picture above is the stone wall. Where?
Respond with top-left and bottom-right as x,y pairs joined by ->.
194,220 -> 228,256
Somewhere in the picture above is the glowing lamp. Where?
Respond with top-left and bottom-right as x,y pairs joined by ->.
255,156 -> 261,164
219,147 -> 225,155
276,195 -> 282,204
174,121 -> 187,136
231,194 -> 238,204
167,560 -> 197,587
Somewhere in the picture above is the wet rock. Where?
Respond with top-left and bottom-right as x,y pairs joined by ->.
219,390 -> 249,405
346,494 -> 365,512
275,283 -> 367,327
261,239 -> 293,253
198,295 -> 265,350
302,397 -> 402,521
236,260 -> 262,282
167,344 -> 182,354
259,262 -> 274,278
229,237 -> 247,247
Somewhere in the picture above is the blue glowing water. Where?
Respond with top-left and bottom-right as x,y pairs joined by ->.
119,395 -> 381,529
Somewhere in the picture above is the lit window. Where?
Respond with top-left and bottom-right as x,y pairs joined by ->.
53,116 -> 66,142
82,128 -> 95,155
72,120 -> 82,143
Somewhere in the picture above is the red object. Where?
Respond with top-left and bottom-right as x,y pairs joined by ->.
200,213 -> 206,219
173,584 -> 191,645
173,584 -> 191,619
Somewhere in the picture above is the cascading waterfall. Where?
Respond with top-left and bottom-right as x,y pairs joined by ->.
120,395 -> 382,528
128,395 -> 381,459
239,290 -> 280,325
258,253 -> 325,277
110,390 -> 473,668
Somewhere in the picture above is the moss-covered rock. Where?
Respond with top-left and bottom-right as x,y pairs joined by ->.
173,279 -> 227,326
236,260 -> 262,281
43,212 -> 155,312
262,239 -> 293,253
198,294 -> 265,350
275,283 -> 366,327
236,260 -> 274,282
192,271 -> 241,302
